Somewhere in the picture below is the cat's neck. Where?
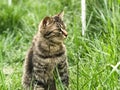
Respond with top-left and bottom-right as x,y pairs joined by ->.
40,41 -> 64,53
34,33 -> 65,54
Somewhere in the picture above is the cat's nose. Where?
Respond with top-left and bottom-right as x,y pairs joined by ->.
61,29 -> 68,37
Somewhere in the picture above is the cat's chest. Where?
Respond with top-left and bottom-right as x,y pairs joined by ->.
32,41 -> 66,71
33,54 -> 65,65
33,53 -> 66,71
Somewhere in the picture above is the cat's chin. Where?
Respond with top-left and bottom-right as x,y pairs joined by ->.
63,35 -> 67,39
48,39 -> 64,44
51,40 -> 63,44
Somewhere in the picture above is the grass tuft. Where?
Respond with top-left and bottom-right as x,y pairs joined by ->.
0,0 -> 120,90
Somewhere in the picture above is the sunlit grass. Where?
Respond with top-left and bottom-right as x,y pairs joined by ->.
0,0 -> 120,90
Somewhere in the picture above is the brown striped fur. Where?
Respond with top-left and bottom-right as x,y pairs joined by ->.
22,11 -> 69,90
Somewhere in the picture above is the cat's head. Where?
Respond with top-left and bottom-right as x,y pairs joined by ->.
39,11 -> 67,44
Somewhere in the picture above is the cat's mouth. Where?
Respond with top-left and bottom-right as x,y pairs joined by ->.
60,28 -> 68,37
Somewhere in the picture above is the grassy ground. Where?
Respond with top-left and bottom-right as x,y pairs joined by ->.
0,0 -> 120,90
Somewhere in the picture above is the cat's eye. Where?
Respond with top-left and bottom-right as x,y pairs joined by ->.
44,31 -> 53,36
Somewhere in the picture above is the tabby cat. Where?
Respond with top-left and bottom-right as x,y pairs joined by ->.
22,11 -> 69,90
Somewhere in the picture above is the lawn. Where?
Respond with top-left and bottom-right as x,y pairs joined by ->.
0,0 -> 120,90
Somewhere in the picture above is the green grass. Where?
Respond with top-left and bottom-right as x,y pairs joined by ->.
0,0 -> 120,90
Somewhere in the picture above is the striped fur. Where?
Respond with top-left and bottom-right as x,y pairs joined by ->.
22,12 -> 69,90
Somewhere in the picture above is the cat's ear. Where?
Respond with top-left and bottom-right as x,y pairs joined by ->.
42,16 -> 51,27
57,11 -> 64,20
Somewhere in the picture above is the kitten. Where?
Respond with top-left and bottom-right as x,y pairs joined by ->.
22,11 -> 69,90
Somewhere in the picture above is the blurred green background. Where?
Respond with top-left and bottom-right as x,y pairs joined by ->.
0,0 -> 120,90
